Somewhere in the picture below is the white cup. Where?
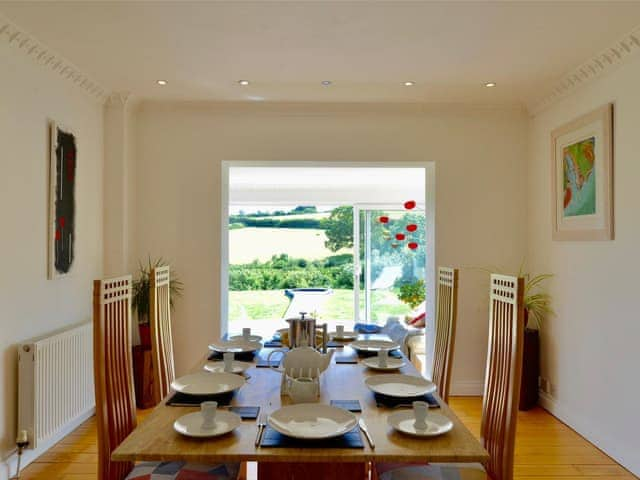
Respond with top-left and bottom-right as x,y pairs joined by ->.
242,327 -> 251,341
201,401 -> 218,430
412,401 -> 429,430
377,349 -> 388,368
336,325 -> 345,337
223,352 -> 235,373
289,377 -> 318,403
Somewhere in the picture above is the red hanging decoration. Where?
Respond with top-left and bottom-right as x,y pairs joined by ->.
406,224 -> 418,232
395,233 -> 405,241
408,242 -> 418,250
404,200 -> 416,210
378,216 -> 389,224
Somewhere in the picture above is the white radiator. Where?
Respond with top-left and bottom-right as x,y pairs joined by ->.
18,322 -> 95,450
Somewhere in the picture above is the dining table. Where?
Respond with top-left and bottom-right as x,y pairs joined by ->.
112,335 -> 488,479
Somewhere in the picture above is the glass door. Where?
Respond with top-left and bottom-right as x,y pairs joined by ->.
354,205 -> 426,325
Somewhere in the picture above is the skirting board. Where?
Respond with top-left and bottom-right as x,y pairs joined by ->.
0,407 -> 95,480
538,391 -> 639,477
450,380 -> 483,396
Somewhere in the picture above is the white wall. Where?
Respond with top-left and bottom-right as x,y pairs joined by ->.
528,56 -> 640,475
0,39 -> 104,476
134,102 -> 528,393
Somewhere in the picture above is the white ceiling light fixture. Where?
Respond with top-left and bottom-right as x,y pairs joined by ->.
403,81 -> 415,86
484,82 -> 496,87
238,79 -> 250,86
156,80 -> 167,85
321,80 -> 332,86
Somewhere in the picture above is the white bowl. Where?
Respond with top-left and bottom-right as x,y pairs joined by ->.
268,403 -> 358,440
208,339 -> 262,354
228,334 -> 263,343
171,372 -> 245,395
387,410 -> 453,437
174,410 -> 242,438
365,374 -> 436,398
351,339 -> 400,352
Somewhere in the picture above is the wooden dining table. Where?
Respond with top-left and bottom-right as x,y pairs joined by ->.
113,339 -> 488,479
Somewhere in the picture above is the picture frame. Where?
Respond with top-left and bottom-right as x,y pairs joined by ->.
48,121 -> 78,279
551,103 -> 613,241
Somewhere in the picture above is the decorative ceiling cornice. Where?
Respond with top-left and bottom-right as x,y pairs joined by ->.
0,13 -> 110,103
529,24 -> 640,115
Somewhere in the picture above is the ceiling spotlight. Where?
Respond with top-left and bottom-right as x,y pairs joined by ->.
484,82 -> 496,87
403,81 -> 415,86
156,80 -> 167,86
238,80 -> 250,86
321,80 -> 332,86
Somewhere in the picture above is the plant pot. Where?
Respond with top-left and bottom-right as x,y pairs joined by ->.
138,323 -> 151,347
519,327 -> 539,410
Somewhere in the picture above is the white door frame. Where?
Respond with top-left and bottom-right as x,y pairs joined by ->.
220,161 -> 436,371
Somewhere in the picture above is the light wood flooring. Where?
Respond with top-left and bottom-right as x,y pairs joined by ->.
17,397 -> 637,480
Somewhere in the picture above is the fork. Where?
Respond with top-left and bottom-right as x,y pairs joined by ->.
255,412 -> 267,447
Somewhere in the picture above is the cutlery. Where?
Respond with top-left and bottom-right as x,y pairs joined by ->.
255,412 -> 267,447
358,418 -> 375,450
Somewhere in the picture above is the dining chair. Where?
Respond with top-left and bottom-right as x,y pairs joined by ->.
374,274 -> 525,480
432,267 -> 459,404
93,275 -> 240,480
149,265 -> 175,404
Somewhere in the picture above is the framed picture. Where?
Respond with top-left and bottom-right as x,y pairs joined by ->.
551,104 -> 613,241
48,122 -> 77,278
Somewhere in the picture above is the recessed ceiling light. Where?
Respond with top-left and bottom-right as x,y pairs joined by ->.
404,81 -> 415,86
238,80 -> 250,86
321,80 -> 332,86
156,80 -> 167,86
485,82 -> 496,88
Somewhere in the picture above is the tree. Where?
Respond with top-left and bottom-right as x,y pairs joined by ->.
324,206 -> 353,251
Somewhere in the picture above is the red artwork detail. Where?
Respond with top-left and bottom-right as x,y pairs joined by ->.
55,228 -> 61,241
66,156 -> 75,181
404,200 -> 416,210
59,216 -> 66,228
408,242 -> 418,250
406,224 -> 418,232
378,216 -> 389,224
395,233 -> 405,241
563,187 -> 572,209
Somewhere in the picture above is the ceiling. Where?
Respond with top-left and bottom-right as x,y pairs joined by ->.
2,1 -> 640,106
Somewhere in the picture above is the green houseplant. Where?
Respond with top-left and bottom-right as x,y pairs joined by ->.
397,279 -> 426,309
132,257 -> 183,346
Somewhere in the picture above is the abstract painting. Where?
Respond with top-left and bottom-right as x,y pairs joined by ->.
551,104 -> 613,241
49,122 -> 77,278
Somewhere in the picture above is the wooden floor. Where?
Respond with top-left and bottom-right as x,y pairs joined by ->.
18,397 -> 637,480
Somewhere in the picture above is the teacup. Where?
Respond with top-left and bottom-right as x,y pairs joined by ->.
288,377 -> 318,403
377,349 -> 388,368
412,401 -> 429,430
201,401 -> 218,429
223,352 -> 235,373
242,327 -> 251,341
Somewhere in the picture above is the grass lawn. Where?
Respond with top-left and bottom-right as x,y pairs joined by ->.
228,288 -> 412,324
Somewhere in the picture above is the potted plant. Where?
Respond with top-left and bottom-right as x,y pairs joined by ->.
132,257 -> 183,346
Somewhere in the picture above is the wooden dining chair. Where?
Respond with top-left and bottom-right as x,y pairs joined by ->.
375,274 -> 525,480
149,265 -> 175,404
432,267 -> 459,403
93,275 -> 240,480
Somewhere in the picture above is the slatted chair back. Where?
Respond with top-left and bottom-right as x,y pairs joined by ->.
432,267 -> 459,403
93,275 -> 137,480
150,265 -> 175,403
481,274 -> 525,480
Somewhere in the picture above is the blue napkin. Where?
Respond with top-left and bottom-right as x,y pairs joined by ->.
354,323 -> 382,334
260,425 -> 364,448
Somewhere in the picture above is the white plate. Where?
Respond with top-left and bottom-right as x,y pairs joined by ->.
203,361 -> 252,375
362,357 -> 406,371
387,410 -> 453,437
351,339 -> 400,352
329,331 -> 358,341
268,403 -> 358,440
228,334 -> 263,343
208,339 -> 262,354
365,374 -> 436,398
171,372 -> 245,395
174,410 -> 242,438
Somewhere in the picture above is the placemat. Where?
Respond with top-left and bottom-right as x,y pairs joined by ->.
256,357 -> 282,368
334,352 -> 358,364
330,400 -> 362,412
263,341 -> 283,348
356,349 -> 403,359
228,406 -> 260,419
166,390 -> 235,407
260,425 -> 363,448
326,341 -> 345,348
208,351 -> 256,362
374,392 -> 440,409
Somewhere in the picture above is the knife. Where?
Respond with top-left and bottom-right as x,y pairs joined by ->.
358,418 -> 375,449
255,412 -> 267,447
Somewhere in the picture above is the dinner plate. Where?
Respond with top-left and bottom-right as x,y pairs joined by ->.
171,372 -> 245,395
365,374 -> 436,398
268,403 -> 358,440
351,339 -> 400,352
228,334 -> 263,343
208,339 -> 262,354
203,360 -> 253,375
174,410 -> 242,438
387,410 -> 453,437
329,331 -> 358,341
362,357 -> 406,371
